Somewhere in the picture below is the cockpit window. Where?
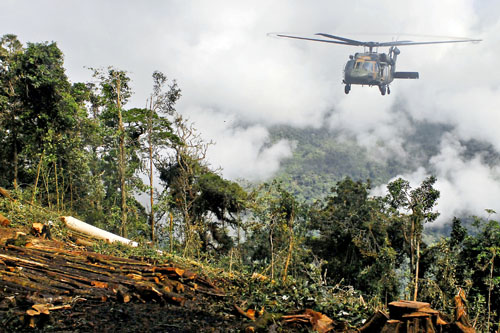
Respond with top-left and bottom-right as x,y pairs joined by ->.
363,61 -> 374,72
354,61 -> 376,73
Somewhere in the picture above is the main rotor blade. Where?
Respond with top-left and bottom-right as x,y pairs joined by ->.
271,33 -> 353,46
270,33 -> 482,48
314,33 -> 365,46
378,38 -> 482,46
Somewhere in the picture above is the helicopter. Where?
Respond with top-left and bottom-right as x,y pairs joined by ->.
271,33 -> 481,95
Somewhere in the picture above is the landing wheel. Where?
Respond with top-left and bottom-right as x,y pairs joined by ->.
344,84 -> 351,94
379,85 -> 386,96
387,86 -> 391,95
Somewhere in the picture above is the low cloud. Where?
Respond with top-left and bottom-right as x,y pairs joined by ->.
184,108 -> 294,181
372,134 -> 500,225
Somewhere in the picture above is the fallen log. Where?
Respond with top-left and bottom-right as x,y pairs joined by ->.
60,216 -> 138,247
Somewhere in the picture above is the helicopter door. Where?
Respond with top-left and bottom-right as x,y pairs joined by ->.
380,65 -> 389,81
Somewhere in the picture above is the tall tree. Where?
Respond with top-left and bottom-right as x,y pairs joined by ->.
245,181 -> 307,281
385,176 -> 440,301
158,115 -> 247,255
92,68 -> 132,237
0,34 -> 23,189
158,115 -> 212,254
145,71 -> 181,244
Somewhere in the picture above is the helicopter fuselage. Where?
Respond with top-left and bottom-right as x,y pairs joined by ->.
344,52 -> 393,88
343,48 -> 419,95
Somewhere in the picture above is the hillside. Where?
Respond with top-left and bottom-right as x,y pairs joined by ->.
269,125 -> 401,202
269,121 -> 500,204
0,193 -> 481,332
0,194 -> 368,332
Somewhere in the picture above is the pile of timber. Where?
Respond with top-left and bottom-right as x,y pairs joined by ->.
0,240 -> 225,328
359,299 -> 474,333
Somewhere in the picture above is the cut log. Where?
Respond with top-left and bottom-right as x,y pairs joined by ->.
454,321 -> 475,333
60,216 -> 138,247
389,300 -> 431,320
235,304 -> 256,321
0,234 -> 225,318
402,311 -> 431,318
381,319 -> 402,332
359,310 -> 389,332
31,222 -> 51,239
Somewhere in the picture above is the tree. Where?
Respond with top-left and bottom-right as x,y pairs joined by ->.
144,71 -> 181,244
192,172 -> 247,255
91,67 -> 132,237
0,34 -> 23,189
462,215 -> 500,331
384,176 -> 440,301
157,115 -> 212,254
157,115 -> 247,255
244,181 -> 309,281
309,177 -> 400,300
0,35 -> 88,212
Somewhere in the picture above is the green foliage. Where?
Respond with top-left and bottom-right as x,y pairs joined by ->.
0,194 -> 66,240
196,172 -> 247,223
242,180 -> 309,281
237,263 -> 370,328
417,216 -> 499,331
309,177 -> 400,300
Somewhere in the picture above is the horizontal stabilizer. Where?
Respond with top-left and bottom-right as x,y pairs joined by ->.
394,72 -> 419,79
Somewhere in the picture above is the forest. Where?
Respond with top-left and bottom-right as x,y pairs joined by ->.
0,34 -> 499,331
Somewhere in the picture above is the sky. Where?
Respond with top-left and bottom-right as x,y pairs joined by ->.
1,0 -> 500,225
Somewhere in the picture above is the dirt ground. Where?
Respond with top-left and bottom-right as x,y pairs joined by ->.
2,296 -> 241,332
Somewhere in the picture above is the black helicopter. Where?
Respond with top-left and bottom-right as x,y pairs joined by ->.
271,33 -> 481,95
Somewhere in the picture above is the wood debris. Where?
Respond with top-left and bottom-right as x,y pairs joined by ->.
31,222 -> 51,239
359,297 -> 475,333
0,238 -> 225,329
0,187 -> 14,201
282,309 -> 335,333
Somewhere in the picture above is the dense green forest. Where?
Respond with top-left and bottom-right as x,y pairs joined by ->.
1,35 -> 499,331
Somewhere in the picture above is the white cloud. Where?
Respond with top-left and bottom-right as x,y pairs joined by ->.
183,108 -> 294,181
